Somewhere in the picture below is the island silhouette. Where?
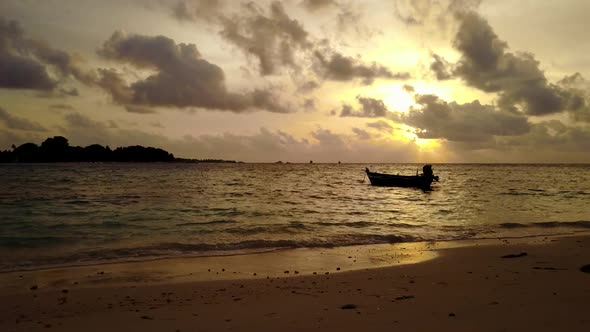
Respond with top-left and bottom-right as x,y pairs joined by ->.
0,136 -> 239,163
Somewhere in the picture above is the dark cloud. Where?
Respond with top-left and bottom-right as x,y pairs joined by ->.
339,96 -> 390,118
457,120 -> 590,161
401,94 -> 530,142
557,73 -> 590,122
352,127 -> 371,140
58,87 -> 80,97
393,0 -> 481,26
558,72 -> 586,87
0,52 -> 55,90
0,107 -> 47,131
297,80 -> 320,93
171,0 -> 225,22
453,11 -> 585,116
313,50 -> 410,85
125,105 -> 157,114
302,98 -> 316,112
0,17 -> 93,91
0,129 -> 43,151
97,31 -> 290,113
334,3 -> 380,40
36,87 -> 80,99
64,112 -> 97,128
219,1 -> 311,75
430,53 -> 452,80
402,84 -> 415,93
367,120 -> 394,133
301,0 -> 337,12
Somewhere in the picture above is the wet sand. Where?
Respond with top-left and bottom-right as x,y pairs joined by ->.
1,234 -> 590,331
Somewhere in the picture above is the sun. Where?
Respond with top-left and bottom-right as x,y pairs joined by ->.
360,82 -> 416,112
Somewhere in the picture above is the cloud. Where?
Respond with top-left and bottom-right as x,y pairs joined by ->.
438,120 -> 590,162
125,105 -> 157,114
0,107 -> 47,131
452,11 -> 586,116
302,98 -> 316,112
58,115 -> 421,162
172,0 -> 225,22
339,96 -> 393,118
313,50 -> 410,85
367,120 -> 394,133
297,80 -> 320,93
64,112 -> 98,128
557,73 -> 590,122
0,111 -> 424,162
430,53 -> 452,80
0,17 -> 93,91
219,1 -> 311,75
402,84 -> 415,93
352,127 -> 371,140
97,31 -> 291,113
393,0 -> 481,26
400,94 -> 530,142
301,0 -> 337,12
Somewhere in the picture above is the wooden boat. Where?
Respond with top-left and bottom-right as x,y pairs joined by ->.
365,165 -> 439,188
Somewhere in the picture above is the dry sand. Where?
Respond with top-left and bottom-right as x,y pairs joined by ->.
2,234 -> 590,331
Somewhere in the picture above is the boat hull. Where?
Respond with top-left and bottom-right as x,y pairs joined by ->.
365,169 -> 435,188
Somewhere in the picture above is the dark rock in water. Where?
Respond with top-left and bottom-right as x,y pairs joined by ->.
501,252 -> 527,258
448,313 -> 456,317
141,315 -> 153,320
580,264 -> 590,273
30,285 -> 38,290
395,295 -> 415,301
341,304 -> 357,310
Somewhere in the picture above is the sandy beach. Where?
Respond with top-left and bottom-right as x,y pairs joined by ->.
1,234 -> 590,332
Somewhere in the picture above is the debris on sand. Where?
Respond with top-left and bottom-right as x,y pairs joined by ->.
340,304 -> 357,310
501,252 -> 527,258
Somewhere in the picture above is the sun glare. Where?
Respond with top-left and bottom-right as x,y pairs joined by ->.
359,83 -> 416,112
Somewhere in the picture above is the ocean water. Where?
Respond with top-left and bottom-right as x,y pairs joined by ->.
1,163 -> 589,272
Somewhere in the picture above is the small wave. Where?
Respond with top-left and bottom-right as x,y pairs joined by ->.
499,221 -> 590,229
535,221 -> 590,228
386,223 -> 422,229
499,222 -> 527,229
314,221 -> 375,228
0,233 -> 426,271
0,236 -> 74,248
64,200 -> 91,205
347,211 -> 369,216
175,219 -> 237,227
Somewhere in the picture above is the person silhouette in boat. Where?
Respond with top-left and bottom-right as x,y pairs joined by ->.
422,165 -> 439,181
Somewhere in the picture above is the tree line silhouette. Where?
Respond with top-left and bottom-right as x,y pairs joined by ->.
0,136 -> 175,162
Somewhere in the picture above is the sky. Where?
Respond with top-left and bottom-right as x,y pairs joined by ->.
1,0 -> 589,163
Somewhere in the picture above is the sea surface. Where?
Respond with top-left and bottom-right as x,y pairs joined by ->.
1,163 -> 590,272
